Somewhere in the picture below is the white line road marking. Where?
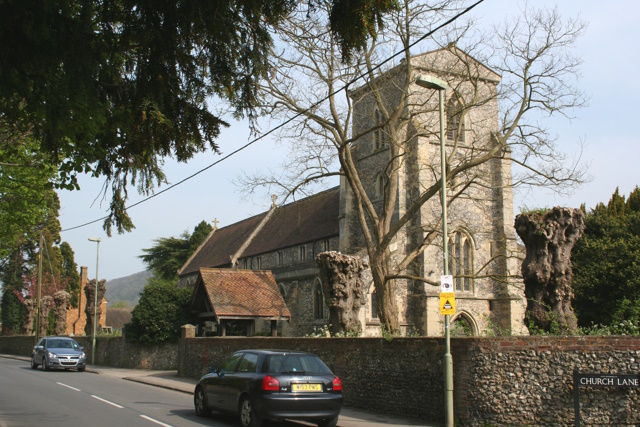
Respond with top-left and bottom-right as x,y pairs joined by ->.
56,382 -> 81,392
140,415 -> 174,427
91,395 -> 124,408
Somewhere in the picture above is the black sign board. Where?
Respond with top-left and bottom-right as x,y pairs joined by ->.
573,370 -> 640,427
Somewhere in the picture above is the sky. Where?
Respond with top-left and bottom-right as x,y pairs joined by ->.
57,0 -> 640,282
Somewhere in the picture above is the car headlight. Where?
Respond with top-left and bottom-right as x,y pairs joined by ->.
80,352 -> 86,359
47,352 -> 58,359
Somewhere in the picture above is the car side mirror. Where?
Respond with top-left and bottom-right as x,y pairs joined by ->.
208,366 -> 217,374
35,345 -> 43,350
80,347 -> 84,351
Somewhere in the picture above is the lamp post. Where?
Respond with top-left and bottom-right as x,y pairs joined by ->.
88,237 -> 101,365
415,74 -> 454,427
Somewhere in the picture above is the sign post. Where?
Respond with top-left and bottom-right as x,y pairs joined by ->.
440,275 -> 455,316
573,370 -> 640,426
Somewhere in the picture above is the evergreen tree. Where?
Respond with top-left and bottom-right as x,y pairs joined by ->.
60,242 -> 81,308
572,187 -> 640,327
139,220 -> 213,281
123,275 -> 192,344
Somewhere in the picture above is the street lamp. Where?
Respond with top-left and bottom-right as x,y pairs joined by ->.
88,237 -> 101,365
415,74 -> 454,427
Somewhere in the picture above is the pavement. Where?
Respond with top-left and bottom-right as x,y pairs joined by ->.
2,354 -> 437,427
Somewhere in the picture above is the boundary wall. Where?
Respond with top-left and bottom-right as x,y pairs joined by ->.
1,335 -> 638,426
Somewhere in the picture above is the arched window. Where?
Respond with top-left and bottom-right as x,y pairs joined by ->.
447,230 -> 474,292
371,291 -> 378,319
446,98 -> 465,142
375,173 -> 385,200
313,280 -> 324,320
374,107 -> 387,150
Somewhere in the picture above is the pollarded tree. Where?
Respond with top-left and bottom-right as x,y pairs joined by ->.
572,187 -> 640,327
241,1 -> 587,332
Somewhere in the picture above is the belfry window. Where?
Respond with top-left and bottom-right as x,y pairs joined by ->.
448,230 -> 474,292
446,98 -> 465,142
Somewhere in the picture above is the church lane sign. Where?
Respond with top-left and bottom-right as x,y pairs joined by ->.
573,370 -> 639,426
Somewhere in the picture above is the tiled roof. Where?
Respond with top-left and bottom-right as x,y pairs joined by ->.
180,187 -> 340,276
105,308 -> 133,329
199,268 -> 291,319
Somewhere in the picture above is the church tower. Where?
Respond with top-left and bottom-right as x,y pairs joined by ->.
340,47 -> 526,337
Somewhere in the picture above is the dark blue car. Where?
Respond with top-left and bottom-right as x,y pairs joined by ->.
194,349 -> 343,427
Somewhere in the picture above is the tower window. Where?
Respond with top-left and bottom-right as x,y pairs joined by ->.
448,230 -> 474,292
446,98 -> 465,142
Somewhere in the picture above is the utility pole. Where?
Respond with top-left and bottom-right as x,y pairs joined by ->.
35,233 -> 43,342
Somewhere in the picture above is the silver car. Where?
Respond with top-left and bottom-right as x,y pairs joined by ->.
31,337 -> 87,372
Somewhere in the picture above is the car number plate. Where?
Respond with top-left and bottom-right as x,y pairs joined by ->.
292,383 -> 322,392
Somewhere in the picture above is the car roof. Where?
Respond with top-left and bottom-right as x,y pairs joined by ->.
236,349 -> 315,356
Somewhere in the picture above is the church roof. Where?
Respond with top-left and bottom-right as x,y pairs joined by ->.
196,268 -> 291,319
179,187 -> 340,276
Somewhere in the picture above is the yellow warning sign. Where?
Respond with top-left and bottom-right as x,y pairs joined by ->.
440,292 -> 456,315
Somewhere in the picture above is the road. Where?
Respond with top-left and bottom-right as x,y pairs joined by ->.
0,356 -> 434,427
0,357 -> 244,427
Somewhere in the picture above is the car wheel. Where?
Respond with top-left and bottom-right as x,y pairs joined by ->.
239,397 -> 261,427
30,357 -> 38,369
317,415 -> 339,427
194,387 -> 210,417
78,367 -> 85,372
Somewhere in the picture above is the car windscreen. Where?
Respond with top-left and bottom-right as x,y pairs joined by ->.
263,354 -> 332,375
48,339 -> 79,349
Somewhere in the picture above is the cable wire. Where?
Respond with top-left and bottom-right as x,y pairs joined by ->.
61,0 -> 485,233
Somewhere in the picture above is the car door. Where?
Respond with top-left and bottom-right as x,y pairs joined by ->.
205,352 -> 244,411
34,338 -> 46,364
223,352 -> 260,411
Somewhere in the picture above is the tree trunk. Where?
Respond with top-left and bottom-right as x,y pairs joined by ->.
515,207 -> 585,334
370,253 -> 399,333
316,251 -> 368,336
22,298 -> 37,336
39,296 -> 53,337
84,279 -> 106,336
53,291 -> 71,335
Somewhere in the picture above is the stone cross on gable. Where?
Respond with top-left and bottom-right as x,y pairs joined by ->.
271,194 -> 277,207
212,218 -> 219,229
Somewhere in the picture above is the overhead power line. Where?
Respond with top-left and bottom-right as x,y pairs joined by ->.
61,0 -> 485,233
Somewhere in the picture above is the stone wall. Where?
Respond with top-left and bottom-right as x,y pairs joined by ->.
0,335 -> 178,370
177,335 -> 639,426
2,334 -> 638,426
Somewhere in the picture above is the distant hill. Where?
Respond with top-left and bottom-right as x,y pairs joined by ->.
105,270 -> 152,308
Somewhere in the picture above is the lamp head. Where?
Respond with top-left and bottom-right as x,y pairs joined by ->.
416,74 -> 448,91
88,237 -> 101,243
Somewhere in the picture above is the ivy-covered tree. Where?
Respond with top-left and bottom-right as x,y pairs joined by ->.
60,242 -> 81,308
572,187 -> 640,327
123,276 -> 192,344
139,220 -> 213,281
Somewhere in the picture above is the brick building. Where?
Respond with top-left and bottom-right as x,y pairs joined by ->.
65,266 -> 107,336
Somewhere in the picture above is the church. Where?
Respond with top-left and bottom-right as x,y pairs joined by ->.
178,47 -> 527,338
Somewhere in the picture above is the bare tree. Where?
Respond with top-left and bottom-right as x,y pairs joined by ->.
240,0 -> 587,333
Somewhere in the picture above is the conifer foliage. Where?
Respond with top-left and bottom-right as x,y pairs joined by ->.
572,187 -> 640,327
